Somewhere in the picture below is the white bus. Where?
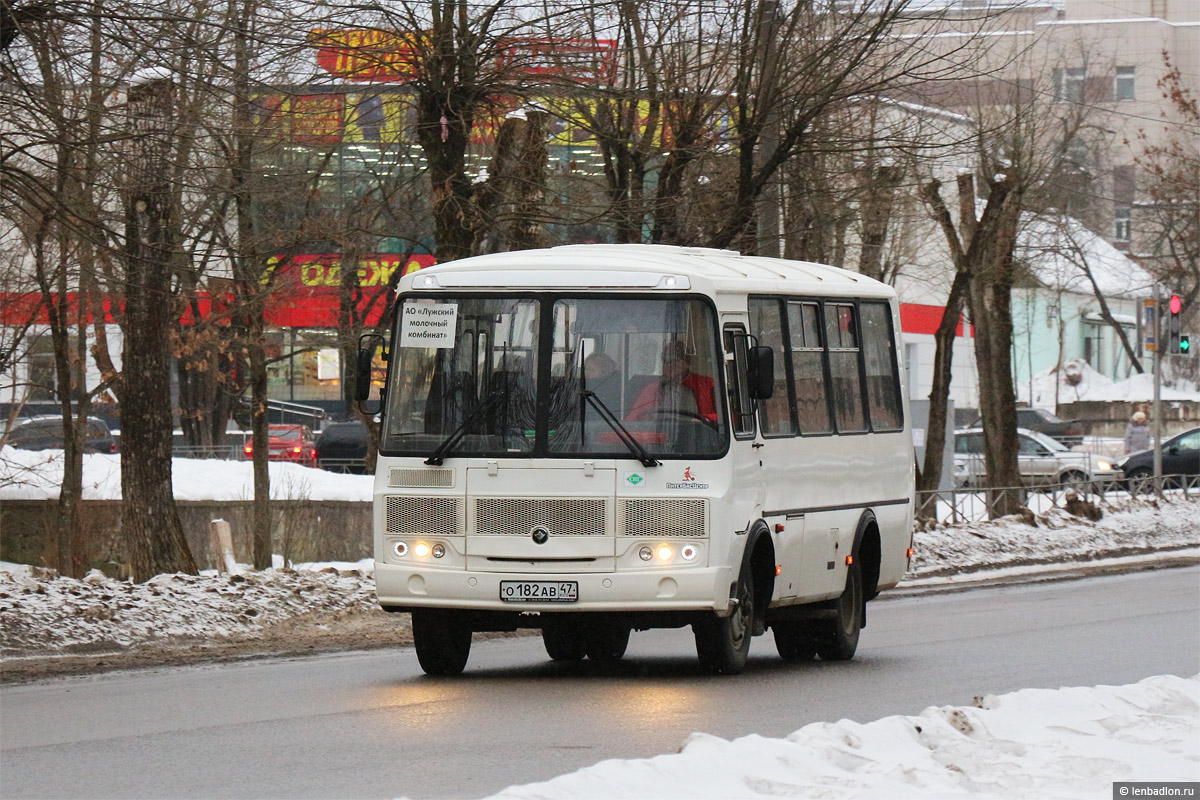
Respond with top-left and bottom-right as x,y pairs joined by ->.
357,244 -> 914,675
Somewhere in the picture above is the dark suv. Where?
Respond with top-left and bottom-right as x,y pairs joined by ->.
315,418 -> 370,473
4,416 -> 119,453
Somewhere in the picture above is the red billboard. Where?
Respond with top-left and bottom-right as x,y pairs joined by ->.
311,29 -> 617,85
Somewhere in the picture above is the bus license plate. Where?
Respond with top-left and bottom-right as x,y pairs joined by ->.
499,581 -> 579,603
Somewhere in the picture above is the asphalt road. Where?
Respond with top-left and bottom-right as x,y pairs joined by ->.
2,565 -> 1197,800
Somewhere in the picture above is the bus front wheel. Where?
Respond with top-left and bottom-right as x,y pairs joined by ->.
412,609 -> 472,676
815,562 -> 862,661
693,562 -> 753,675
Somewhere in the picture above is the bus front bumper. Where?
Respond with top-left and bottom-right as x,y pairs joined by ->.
374,563 -> 734,614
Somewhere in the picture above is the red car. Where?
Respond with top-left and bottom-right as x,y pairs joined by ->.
244,424 -> 316,465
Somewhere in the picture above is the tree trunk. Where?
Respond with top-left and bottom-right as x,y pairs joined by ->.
916,270 -> 969,505
247,311 -> 271,569
915,174 -> 977,507
969,184 -> 1025,517
121,77 -> 197,581
228,0 -> 273,570
857,163 -> 903,282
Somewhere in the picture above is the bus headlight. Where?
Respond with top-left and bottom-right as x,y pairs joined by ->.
681,545 -> 698,561
414,542 -> 431,558
392,541 -> 408,558
656,545 -> 673,561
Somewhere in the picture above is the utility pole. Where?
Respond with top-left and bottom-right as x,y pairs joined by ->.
1153,284 -> 1162,485
754,0 -> 782,257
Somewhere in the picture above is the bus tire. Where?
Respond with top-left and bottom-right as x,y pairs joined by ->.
412,609 -> 472,676
584,622 -> 630,664
815,562 -> 862,661
542,622 -> 587,662
693,560 -> 753,675
772,621 -> 817,662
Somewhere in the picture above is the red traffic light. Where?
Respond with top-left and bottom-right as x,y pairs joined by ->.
1170,294 -> 1182,314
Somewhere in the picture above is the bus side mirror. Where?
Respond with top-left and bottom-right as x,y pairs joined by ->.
356,334 -> 386,407
747,345 -> 774,400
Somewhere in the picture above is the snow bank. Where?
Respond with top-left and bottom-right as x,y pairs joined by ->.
0,560 -> 376,655
1019,358 -> 1200,410
0,446 -> 373,501
911,501 -> 1200,578
481,675 -> 1200,800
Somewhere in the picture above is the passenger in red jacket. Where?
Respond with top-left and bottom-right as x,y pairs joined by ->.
627,341 -> 718,423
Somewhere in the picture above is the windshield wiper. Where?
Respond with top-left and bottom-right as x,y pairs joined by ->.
425,390 -> 506,466
582,390 -> 659,468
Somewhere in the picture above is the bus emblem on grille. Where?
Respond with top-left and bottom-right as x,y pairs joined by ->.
531,526 -> 550,545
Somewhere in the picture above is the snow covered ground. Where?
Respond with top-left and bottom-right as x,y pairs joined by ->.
480,675 -> 1200,800
2,451 -> 1198,799
1018,357 -> 1200,410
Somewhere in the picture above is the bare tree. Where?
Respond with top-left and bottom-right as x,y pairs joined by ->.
1,1 -> 139,574
1135,53 -> 1199,309
914,41 -> 1103,517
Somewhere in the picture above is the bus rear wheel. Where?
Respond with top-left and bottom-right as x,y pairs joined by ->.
693,562 -> 753,675
772,621 -> 817,662
584,622 -> 630,664
815,562 -> 862,661
412,609 -> 472,676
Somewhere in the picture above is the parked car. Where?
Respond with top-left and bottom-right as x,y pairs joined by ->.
969,408 -> 1084,447
244,423 -> 316,465
315,418 -> 369,473
3,416 -> 118,453
1116,426 -> 1200,488
954,427 -> 1118,489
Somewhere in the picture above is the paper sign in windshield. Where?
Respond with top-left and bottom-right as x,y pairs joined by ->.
400,302 -> 458,348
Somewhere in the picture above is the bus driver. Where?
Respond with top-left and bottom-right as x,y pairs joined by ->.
627,340 -> 718,423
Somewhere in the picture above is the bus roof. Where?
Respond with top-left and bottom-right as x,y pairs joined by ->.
400,244 -> 896,300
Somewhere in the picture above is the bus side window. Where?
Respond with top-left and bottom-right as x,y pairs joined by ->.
824,303 -> 868,433
860,302 -> 903,431
787,301 -> 834,435
723,325 -> 755,438
749,298 -> 796,437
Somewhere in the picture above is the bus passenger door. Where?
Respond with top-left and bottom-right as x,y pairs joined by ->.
723,321 -> 765,553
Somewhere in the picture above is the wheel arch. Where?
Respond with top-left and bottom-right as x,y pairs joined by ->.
742,521 -> 777,634
851,510 -> 882,606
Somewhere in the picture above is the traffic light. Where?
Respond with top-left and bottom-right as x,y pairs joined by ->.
1167,294 -> 1183,354
1181,334 -> 1192,355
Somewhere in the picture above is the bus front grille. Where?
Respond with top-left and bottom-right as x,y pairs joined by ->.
389,467 -> 454,488
386,496 -> 460,536
621,498 -> 708,537
474,498 -> 608,536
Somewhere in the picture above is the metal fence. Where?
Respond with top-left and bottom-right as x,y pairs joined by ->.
917,474 -> 1200,525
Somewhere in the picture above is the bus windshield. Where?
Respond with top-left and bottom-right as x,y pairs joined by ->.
382,295 -> 727,459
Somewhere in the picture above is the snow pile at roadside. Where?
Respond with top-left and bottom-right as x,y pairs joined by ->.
1020,357 -> 1200,409
480,675 -> 1200,800
0,559 -> 377,657
910,498 -> 1200,580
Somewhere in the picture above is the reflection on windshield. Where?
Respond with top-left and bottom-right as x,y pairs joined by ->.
384,297 -> 539,456
382,295 -> 727,458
